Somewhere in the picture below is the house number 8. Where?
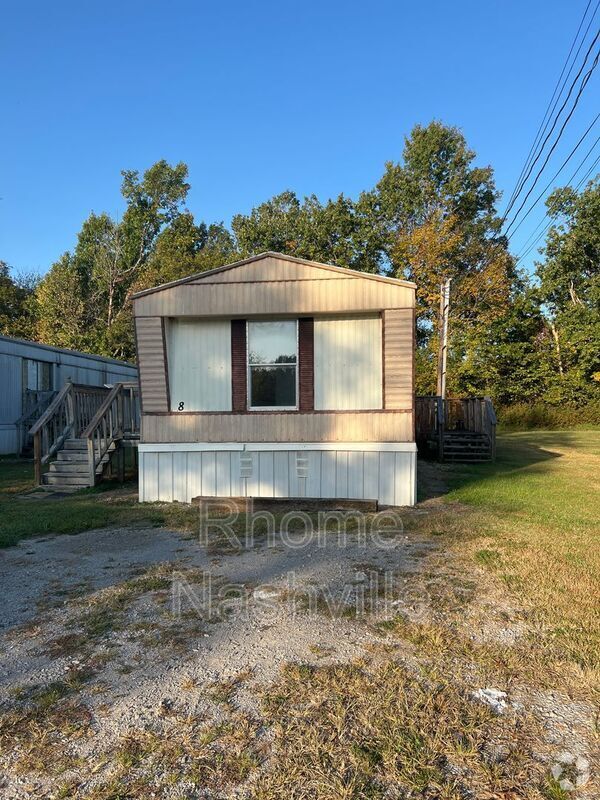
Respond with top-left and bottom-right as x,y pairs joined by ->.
178,402 -> 185,411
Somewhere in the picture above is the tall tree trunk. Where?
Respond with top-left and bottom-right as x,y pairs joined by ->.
549,321 -> 564,376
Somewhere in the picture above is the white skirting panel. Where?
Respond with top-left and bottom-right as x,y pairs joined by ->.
138,442 -> 417,507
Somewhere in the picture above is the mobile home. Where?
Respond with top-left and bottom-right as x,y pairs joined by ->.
0,335 -> 137,454
132,252 -> 417,506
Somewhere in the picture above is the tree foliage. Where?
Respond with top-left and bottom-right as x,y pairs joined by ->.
535,180 -> 600,401
232,190 -> 383,273
0,262 -> 38,339
2,122 -> 598,409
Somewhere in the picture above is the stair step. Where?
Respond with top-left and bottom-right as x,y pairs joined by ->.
443,438 -> 489,444
48,462 -> 89,474
57,451 -> 88,462
444,447 -> 490,452
444,450 -> 491,455
445,458 -> 492,463
43,474 -> 92,486
64,439 -> 87,450
38,484 -> 83,494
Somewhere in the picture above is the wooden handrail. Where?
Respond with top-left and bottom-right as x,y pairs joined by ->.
29,382 -> 72,436
82,384 -> 122,439
85,382 -> 140,486
31,382 -> 113,486
15,390 -> 58,457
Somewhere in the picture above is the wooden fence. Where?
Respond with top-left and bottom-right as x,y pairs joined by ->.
415,395 -> 497,461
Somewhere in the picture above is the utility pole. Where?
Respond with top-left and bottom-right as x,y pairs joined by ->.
436,278 -> 451,462
436,278 -> 451,399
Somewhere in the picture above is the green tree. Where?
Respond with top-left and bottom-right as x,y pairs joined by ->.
536,179 -> 600,403
232,190 -> 383,273
35,254 -> 90,351
35,161 -> 192,359
0,261 -> 39,339
141,212 -> 234,288
368,122 -> 515,395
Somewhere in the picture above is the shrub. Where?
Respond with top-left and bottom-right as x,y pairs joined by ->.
497,401 -> 600,430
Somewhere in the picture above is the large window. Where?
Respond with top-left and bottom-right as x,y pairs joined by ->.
248,320 -> 297,409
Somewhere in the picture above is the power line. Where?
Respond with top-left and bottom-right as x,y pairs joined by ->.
515,150 -> 600,263
503,27 -> 600,227
504,38 -> 600,235
507,113 -> 600,239
504,0 -> 598,215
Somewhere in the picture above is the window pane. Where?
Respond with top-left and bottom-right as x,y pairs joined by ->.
250,366 -> 296,407
25,360 -> 38,390
248,321 -> 297,365
39,362 -> 52,391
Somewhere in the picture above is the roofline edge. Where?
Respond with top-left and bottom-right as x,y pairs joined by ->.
131,251 -> 417,299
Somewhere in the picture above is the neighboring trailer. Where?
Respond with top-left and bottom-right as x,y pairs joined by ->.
0,335 -> 137,454
132,252 -> 417,506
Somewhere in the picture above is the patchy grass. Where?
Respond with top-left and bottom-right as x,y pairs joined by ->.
75,713 -> 263,799
256,659 -> 548,799
0,458 -> 199,548
206,670 -> 254,707
59,564 -> 208,658
0,665 -> 97,776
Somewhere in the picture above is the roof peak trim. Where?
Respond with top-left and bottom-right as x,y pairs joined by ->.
131,251 -> 416,299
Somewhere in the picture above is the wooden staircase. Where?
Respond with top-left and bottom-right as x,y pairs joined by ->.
41,438 -> 116,492
440,431 -> 493,462
415,396 -> 497,463
30,381 -> 139,492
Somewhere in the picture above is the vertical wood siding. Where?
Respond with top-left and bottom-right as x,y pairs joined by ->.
166,319 -> 231,412
135,317 -> 169,413
383,309 -> 414,409
298,317 -> 314,411
314,315 -> 382,410
231,320 -> 247,411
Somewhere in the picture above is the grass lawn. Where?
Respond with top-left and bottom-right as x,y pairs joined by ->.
418,430 -> 600,678
0,458 -> 197,548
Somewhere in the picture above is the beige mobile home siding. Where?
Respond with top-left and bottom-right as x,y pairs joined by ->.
383,309 -> 414,410
135,317 -> 169,413
133,278 -> 413,318
188,256 -> 342,283
133,254 -> 416,446
142,410 -> 412,443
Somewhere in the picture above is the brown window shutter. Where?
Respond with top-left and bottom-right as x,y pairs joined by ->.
298,317 -> 314,411
231,319 -> 247,411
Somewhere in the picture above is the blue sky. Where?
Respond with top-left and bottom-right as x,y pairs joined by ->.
1,0 -> 598,277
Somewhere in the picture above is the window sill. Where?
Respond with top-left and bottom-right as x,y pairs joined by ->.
247,406 -> 299,412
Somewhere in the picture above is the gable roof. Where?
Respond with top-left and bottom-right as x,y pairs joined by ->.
131,252 -> 416,300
